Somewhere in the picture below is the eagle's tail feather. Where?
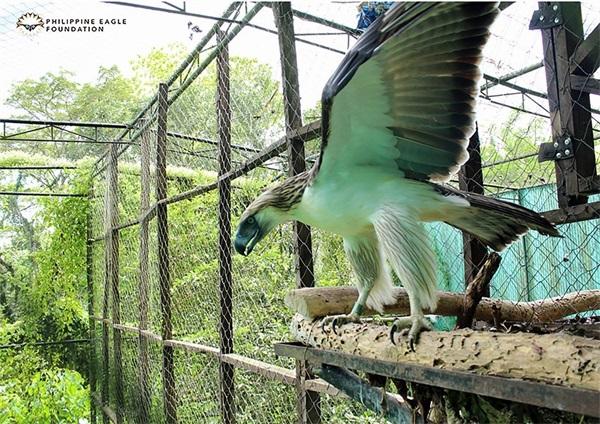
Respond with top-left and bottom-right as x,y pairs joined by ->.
443,189 -> 560,252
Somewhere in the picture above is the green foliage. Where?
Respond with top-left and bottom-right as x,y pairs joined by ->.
7,70 -> 79,121
22,168 -> 90,338
0,322 -> 89,424
481,112 -> 555,190
131,43 -> 189,96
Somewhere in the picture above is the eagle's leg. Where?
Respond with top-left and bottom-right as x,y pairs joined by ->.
373,208 -> 438,350
321,233 -> 387,335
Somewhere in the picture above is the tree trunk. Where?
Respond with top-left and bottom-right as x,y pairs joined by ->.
290,314 -> 600,391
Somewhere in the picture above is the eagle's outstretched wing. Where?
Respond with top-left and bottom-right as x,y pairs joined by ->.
315,3 -> 499,182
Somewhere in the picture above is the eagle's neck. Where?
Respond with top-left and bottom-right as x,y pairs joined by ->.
269,170 -> 312,212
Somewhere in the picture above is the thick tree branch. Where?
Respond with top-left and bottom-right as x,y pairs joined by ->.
290,314 -> 600,391
285,287 -> 600,323
457,252 -> 502,329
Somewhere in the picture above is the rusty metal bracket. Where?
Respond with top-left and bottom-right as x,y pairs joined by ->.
538,134 -> 575,162
529,3 -> 563,30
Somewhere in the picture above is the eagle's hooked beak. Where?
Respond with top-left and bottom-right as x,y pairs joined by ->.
234,217 -> 263,256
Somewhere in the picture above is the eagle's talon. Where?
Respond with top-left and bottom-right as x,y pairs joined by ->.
389,316 -> 432,349
321,313 -> 361,335
389,323 -> 409,345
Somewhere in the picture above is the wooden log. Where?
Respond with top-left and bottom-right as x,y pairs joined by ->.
285,287 -> 600,323
290,314 -> 600,391
456,252 -> 501,328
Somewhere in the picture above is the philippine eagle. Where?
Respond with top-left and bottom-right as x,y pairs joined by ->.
234,2 -> 559,346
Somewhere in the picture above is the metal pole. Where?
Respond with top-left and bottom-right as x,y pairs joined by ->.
107,144 -> 124,423
273,4 -> 319,423
138,128 -> 152,423
157,83 -> 177,423
216,29 -> 235,424
101,157 -> 111,424
86,189 -> 97,424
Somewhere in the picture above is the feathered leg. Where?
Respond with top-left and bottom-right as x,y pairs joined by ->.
321,231 -> 394,334
373,207 -> 438,349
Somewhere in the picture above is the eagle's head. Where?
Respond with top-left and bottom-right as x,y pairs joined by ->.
234,173 -> 309,256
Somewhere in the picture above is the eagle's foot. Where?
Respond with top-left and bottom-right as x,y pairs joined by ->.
389,315 -> 432,351
320,313 -> 362,335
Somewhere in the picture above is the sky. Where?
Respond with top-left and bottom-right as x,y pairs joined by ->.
0,1 -> 598,141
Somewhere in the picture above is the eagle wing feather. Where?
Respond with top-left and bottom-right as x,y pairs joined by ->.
315,2 -> 499,182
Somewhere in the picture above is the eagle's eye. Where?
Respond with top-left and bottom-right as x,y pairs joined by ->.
247,216 -> 256,225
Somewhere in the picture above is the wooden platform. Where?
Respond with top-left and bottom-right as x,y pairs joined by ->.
274,341 -> 600,418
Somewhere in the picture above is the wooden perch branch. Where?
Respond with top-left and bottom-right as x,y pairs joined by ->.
457,252 -> 501,329
285,287 -> 600,323
291,314 -> 600,391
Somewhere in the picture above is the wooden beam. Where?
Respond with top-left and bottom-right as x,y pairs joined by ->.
570,22 -> 600,75
276,338 -> 600,418
538,2 -> 596,207
317,365 -> 420,424
542,200 -> 600,224
97,319 -> 346,399
110,144 -> 124,424
274,4 -> 319,423
106,143 -> 124,423
86,193 -> 97,424
285,287 -> 600,323
138,128 -> 151,424
570,74 -> 600,95
156,83 -> 177,424
274,2 -> 315,290
578,176 -> 600,195
216,28 -> 236,424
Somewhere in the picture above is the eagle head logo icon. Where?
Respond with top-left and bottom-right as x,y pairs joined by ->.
17,12 -> 44,32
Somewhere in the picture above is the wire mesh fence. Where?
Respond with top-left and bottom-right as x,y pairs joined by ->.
48,1 -> 600,423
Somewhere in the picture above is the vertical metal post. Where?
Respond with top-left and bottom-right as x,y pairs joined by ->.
138,128 -> 151,423
458,126 -> 489,294
101,180 -> 110,424
538,2 -> 596,208
216,29 -> 235,424
273,4 -> 320,424
516,189 -> 532,302
157,83 -> 177,424
86,189 -> 97,424
107,144 -> 124,424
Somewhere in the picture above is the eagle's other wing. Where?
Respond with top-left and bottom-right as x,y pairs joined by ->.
315,3 -> 499,182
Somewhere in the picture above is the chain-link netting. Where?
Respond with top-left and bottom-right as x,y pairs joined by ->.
82,2 -> 600,423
